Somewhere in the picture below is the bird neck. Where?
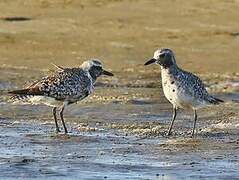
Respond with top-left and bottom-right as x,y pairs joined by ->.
161,64 -> 179,75
88,70 -> 97,84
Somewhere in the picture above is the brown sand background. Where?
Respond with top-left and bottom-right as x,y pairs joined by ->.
0,0 -> 239,73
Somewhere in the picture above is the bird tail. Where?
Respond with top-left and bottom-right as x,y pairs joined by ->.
9,89 -> 30,101
8,88 -> 43,101
207,96 -> 224,105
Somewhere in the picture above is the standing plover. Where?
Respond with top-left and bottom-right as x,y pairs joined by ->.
144,48 -> 223,137
9,60 -> 113,134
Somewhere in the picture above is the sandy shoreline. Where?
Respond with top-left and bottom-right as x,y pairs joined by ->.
0,0 -> 239,179
0,0 -> 239,73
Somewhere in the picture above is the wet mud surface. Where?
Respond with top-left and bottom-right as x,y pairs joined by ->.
0,0 -> 239,179
0,69 -> 239,179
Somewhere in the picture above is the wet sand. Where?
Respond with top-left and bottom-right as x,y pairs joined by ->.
1,71 -> 239,179
0,0 -> 239,179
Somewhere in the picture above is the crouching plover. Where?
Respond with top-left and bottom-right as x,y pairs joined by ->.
144,48 -> 223,137
9,60 -> 113,134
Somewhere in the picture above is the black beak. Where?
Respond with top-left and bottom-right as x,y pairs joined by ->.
102,70 -> 114,76
144,58 -> 156,66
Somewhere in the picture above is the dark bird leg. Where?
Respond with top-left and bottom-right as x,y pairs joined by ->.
60,105 -> 68,134
167,107 -> 177,136
191,109 -> 197,137
52,107 -> 60,133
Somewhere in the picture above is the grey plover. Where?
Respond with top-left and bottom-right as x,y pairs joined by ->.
144,48 -> 223,137
9,60 -> 114,134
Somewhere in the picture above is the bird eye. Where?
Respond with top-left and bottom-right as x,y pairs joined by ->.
159,53 -> 165,58
95,66 -> 102,70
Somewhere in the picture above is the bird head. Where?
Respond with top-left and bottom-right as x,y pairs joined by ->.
81,59 -> 114,80
144,48 -> 176,68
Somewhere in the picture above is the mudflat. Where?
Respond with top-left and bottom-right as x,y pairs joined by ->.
0,0 -> 239,179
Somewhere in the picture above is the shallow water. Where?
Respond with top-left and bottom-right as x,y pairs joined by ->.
0,66 -> 239,179
1,0 -> 239,179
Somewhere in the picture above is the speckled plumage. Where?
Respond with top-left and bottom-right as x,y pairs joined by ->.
145,48 -> 223,137
37,67 -> 92,103
161,64 -> 216,109
9,59 -> 114,133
